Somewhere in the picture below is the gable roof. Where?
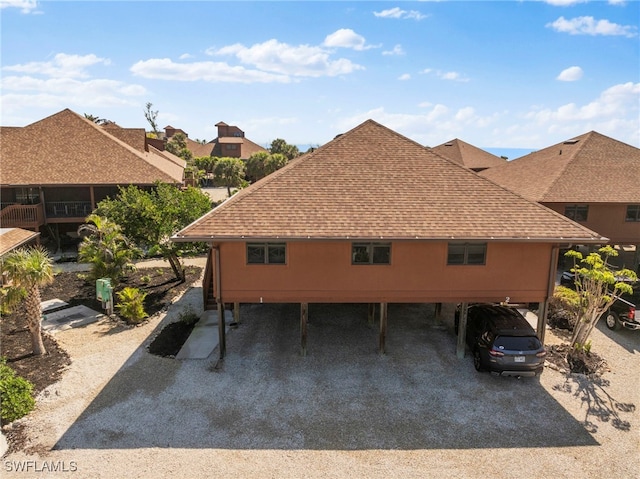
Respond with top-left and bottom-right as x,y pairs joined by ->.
0,109 -> 184,186
431,139 -> 507,170
480,131 -> 640,203
174,120 -> 605,243
0,228 -> 40,257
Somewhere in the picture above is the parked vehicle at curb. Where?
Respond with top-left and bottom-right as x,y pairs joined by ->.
605,282 -> 640,331
455,304 -> 546,377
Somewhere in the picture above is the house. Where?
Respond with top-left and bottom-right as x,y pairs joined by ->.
0,109 -> 185,243
165,121 -> 267,160
480,131 -> 640,267
430,138 -> 507,172
173,120 -> 605,359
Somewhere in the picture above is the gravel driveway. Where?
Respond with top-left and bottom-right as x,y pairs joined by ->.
3,281 -> 639,478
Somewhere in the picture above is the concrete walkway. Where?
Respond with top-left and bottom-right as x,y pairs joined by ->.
176,310 -> 234,359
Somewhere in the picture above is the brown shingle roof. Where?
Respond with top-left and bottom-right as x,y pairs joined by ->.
0,228 -> 40,257
431,139 -> 507,170
175,120 -> 605,243
0,109 -> 184,186
480,131 -> 640,203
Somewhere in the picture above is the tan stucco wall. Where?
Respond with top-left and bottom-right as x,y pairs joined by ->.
215,241 -> 554,304
545,203 -> 640,245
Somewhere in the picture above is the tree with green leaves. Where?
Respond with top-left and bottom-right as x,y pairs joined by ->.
165,132 -> 193,162
565,246 -> 637,352
213,157 -> 247,197
269,138 -> 300,161
95,183 -> 212,280
144,102 -> 160,137
245,151 -> 269,182
77,214 -> 138,285
264,153 -> 288,175
2,246 -> 54,355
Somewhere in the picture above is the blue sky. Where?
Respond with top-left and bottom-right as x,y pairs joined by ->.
1,0 -> 638,159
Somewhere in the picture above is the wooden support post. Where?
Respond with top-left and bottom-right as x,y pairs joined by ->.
300,302 -> 308,356
633,244 -> 640,274
456,303 -> 468,359
233,302 -> 240,324
379,302 -> 388,354
537,299 -> 549,345
217,301 -> 226,360
368,303 -> 375,327
434,302 -> 442,323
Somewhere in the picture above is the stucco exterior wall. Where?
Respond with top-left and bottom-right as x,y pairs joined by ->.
545,203 -> 640,245
215,241 -> 555,304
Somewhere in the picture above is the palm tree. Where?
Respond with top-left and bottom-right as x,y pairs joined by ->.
2,246 -> 54,355
77,214 -> 138,285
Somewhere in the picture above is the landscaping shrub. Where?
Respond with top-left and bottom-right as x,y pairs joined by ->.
548,285 -> 581,330
116,287 -> 148,324
0,358 -> 35,423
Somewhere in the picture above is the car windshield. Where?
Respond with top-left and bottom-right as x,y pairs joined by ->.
494,336 -> 541,352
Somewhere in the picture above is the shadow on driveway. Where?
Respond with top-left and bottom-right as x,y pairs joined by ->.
54,303 -> 598,450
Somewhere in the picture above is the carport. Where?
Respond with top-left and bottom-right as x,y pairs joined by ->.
173,120 -> 607,360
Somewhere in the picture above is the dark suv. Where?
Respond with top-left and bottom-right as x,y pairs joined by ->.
455,304 -> 546,377
605,282 -> 640,331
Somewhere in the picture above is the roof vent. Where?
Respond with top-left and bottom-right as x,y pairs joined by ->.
444,142 -> 453,146
563,139 -> 579,145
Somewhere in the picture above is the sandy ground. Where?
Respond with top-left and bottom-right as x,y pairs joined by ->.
2,271 -> 639,478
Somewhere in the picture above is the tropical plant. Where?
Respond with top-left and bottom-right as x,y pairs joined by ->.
213,157 -> 247,197
165,132 -> 193,162
116,287 -> 148,324
269,138 -> 300,160
0,359 -> 35,422
77,214 -> 138,285
95,183 -> 212,281
144,102 -> 160,137
565,246 -> 637,352
2,246 -> 54,355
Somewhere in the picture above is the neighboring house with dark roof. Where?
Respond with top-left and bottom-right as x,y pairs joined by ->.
431,138 -> 507,172
0,109 -> 186,240
0,228 -> 39,258
480,131 -> 640,250
164,121 -> 267,160
173,120 -> 604,358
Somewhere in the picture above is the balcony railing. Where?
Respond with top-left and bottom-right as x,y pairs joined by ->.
45,201 -> 93,219
0,203 -> 45,229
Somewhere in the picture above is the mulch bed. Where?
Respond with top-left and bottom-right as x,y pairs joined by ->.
1,265 -> 202,396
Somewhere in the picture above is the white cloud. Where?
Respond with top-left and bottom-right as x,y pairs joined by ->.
421,68 -> 470,82
398,73 -> 411,81
205,38 -> 364,78
0,0 -> 38,14
3,53 -> 110,79
544,0 -> 587,5
0,76 -> 146,113
547,16 -> 637,37
383,44 -> 405,56
373,7 -> 428,21
323,29 -> 376,51
179,53 -> 193,60
557,66 -> 583,81
130,58 -> 292,83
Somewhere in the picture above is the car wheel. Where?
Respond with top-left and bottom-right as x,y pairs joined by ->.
605,311 -> 621,330
473,349 -> 486,372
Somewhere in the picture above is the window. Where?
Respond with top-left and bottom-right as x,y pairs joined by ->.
447,243 -> 487,265
226,144 -> 238,150
564,205 -> 589,222
246,243 -> 286,264
626,205 -> 640,222
15,188 -> 39,204
352,243 -> 391,265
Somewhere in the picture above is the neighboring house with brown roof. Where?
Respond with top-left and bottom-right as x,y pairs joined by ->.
480,131 -> 640,249
173,120 -> 604,358
0,228 -> 39,258
431,138 -> 507,172
164,121 -> 267,160
0,109 -> 186,240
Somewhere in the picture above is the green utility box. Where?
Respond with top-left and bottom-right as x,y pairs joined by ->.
96,278 -> 112,302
